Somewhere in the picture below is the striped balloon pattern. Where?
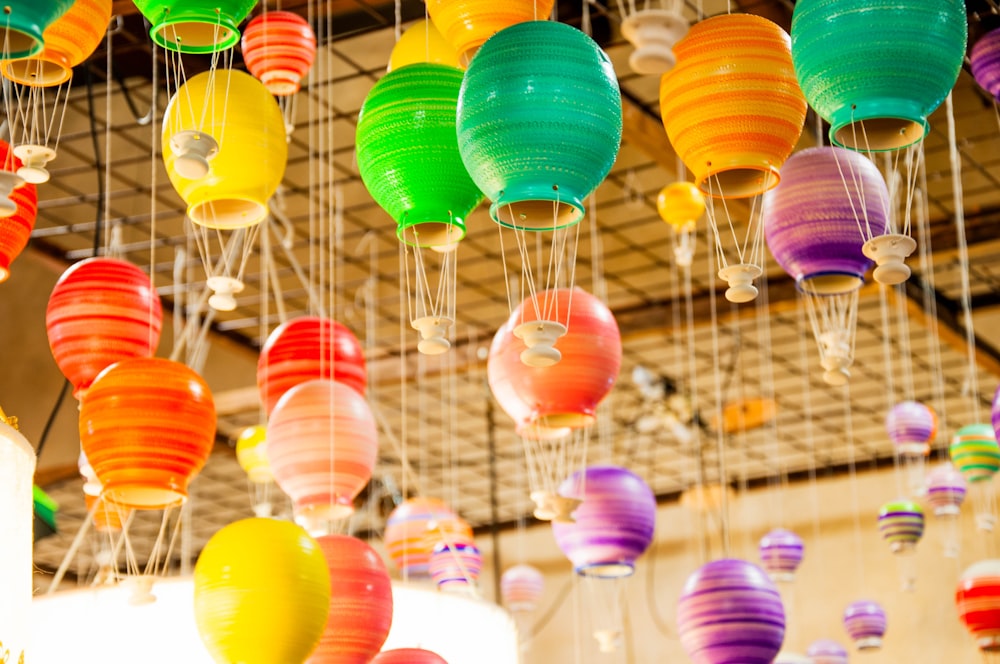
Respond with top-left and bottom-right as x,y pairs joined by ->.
993,384 -> 1000,445
925,463 -> 967,517
500,564 -> 544,613
371,649 -> 448,664
950,424 -> 1000,483
877,500 -> 925,553
383,497 -> 473,578
430,540 -> 482,591
242,11 -> 317,97
842,599 -> 887,651
886,400 -> 936,457
676,558 -> 786,664
956,559 -> 1000,651
806,639 -> 849,664
758,528 -> 804,582
971,26 -> 1000,102
551,466 -> 656,577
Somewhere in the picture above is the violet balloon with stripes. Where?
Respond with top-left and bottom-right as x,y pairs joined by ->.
972,26 -> 1000,102
430,539 -> 482,592
758,528 -> 804,582
886,400 -> 936,458
843,599 -> 887,651
926,463 -> 967,517
806,639 -> 848,664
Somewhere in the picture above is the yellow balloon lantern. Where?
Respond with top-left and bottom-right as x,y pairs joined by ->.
162,69 -> 287,230
656,182 -> 705,233
426,0 -> 556,64
388,19 -> 462,72
236,425 -> 272,484
194,518 -> 331,664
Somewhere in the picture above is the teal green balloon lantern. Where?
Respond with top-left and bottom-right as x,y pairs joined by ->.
457,21 -> 622,230
356,63 -> 484,248
791,0 -> 966,151
132,0 -> 259,53
0,0 -> 74,59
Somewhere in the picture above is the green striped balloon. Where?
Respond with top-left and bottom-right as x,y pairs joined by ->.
950,424 -> 1000,483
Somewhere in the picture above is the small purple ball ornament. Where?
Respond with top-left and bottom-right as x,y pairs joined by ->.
676,558 -> 786,664
925,463 -> 967,517
886,400 -> 936,458
806,638 -> 849,664
843,599 -> 887,651
972,26 -> 1000,102
758,528 -> 804,582
551,465 -> 656,577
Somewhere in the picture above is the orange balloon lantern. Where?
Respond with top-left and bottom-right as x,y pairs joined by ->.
79,358 -> 216,509
659,14 -> 806,198
372,649 -> 448,664
267,379 -> 379,533
309,535 -> 394,664
383,497 -> 473,578
46,257 -> 163,398
241,11 -> 317,96
0,140 -> 37,283
85,493 -> 128,533
258,316 -> 367,416
426,0 -> 556,64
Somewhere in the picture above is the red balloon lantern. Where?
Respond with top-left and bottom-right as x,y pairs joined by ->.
488,288 -> 621,433
957,559 -> 1000,652
241,10 -> 317,97
258,316 -> 367,416
0,139 -> 37,283
308,534 -> 393,664
46,257 -> 163,398
372,649 -> 448,664
267,379 -> 378,532
79,358 -> 216,509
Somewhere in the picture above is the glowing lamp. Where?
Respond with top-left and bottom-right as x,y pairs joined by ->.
842,599 -> 886,651
0,407 -> 35,663
758,528 -> 804,582
426,0 -> 555,64
957,559 -> 1000,653
194,518 -> 330,664
162,69 -> 287,228
972,27 -> 1000,102
551,466 -> 656,578
79,357 -> 216,509
950,424 -> 1000,483
45,257 -> 163,399
132,0 -> 258,53
430,540 -> 482,592
372,649 -> 447,664
388,19 -> 461,71
457,21 -> 621,230
242,11 -> 316,96
257,316 -> 367,416
806,639 -> 848,664
0,1 -> 73,60
383,497 -> 473,578
925,463 -> 967,517
676,559 -> 785,664
0,141 -> 37,283
236,425 -> 272,484
790,0 -> 966,151
309,535 -> 393,664
500,564 -> 544,613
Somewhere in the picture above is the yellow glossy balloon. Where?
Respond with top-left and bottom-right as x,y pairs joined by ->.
194,518 -> 331,664
236,425 -> 272,483
656,182 -> 705,232
162,69 -> 287,230
388,19 -> 462,72
426,0 -> 556,64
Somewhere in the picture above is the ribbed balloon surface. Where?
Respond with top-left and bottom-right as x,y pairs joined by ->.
806,639 -> 849,664
457,21 -> 621,230
758,528 -> 804,581
257,316 -> 367,415
956,559 -> 1000,652
0,1 -> 73,59
426,0 -> 555,62
46,257 -> 162,398
0,141 -> 37,282
501,564 -> 544,612
371,649 -> 448,664
242,11 -> 317,96
267,379 -> 378,521
308,534 -> 393,664
972,27 -> 1000,102
132,0 -> 258,53
925,463 -> 967,516
886,400 -> 936,456
656,181 -> 705,232
950,424 -> 1000,483
194,518 -> 330,664
790,0 -> 966,150
676,558 -> 786,664
842,599 -> 887,650
79,358 -> 216,509
488,288 -> 621,431
383,497 -> 472,578
660,14 -> 806,199
551,466 -> 656,577
356,63 -> 483,247
430,540 -> 482,591
877,499 -> 925,551
763,147 -> 886,293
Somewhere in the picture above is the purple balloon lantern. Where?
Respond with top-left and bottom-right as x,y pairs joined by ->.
886,400 -> 936,458
843,599 -> 887,651
806,639 -> 849,664
429,540 -> 482,592
758,528 -> 804,582
500,564 -> 544,613
676,558 -> 786,664
551,465 -> 656,577
992,383 -> 1000,443
763,146 -> 888,294
972,26 -> 1000,102
926,463 -> 967,517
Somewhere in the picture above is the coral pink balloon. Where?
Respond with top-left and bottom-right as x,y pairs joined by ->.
383,497 -> 472,578
501,564 -> 544,613
242,10 -> 317,96
46,257 -> 163,398
372,649 -> 448,664
258,316 -> 367,416
308,534 -> 393,664
267,379 -> 378,528
0,139 -> 37,283
488,288 -> 621,432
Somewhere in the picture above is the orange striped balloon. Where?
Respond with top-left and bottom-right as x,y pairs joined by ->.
660,14 -> 806,199
85,493 -> 128,533
241,11 -> 317,97
0,139 -> 37,282
383,497 -> 473,578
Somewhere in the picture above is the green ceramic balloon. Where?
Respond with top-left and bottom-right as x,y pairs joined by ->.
132,0 -> 259,54
356,63 -> 484,248
791,0 -> 966,151
0,0 -> 74,59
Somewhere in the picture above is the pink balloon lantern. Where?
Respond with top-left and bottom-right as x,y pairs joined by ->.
551,466 -> 656,577
257,316 -> 367,416
372,649 -> 448,664
500,564 -> 544,613
266,379 -> 378,533
806,639 -> 848,664
383,497 -> 473,578
308,534 -> 393,664
488,288 -> 621,434
925,463 -> 967,517
430,539 -> 482,591
886,400 -> 936,458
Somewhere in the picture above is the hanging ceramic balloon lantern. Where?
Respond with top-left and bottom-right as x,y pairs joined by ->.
0,1 -> 74,61
661,13 -> 807,302
972,26 -> 1000,102
46,257 -> 163,399
500,564 -> 544,613
677,559 -> 786,664
430,539 -> 482,592
950,423 -> 1000,532
0,140 -> 37,283
957,559 -> 1000,654
656,181 -> 705,267
427,0 -> 555,64
194,518 -> 330,664
758,528 -> 804,583
926,462 -> 967,517
132,0 -> 258,53
806,639 -> 849,664
842,599 -> 887,651
257,316 -> 367,416
267,379 -> 378,535
887,400 -> 937,496
235,425 -> 277,517
878,499 -> 925,590
388,19 -> 461,72
383,497 -> 473,578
